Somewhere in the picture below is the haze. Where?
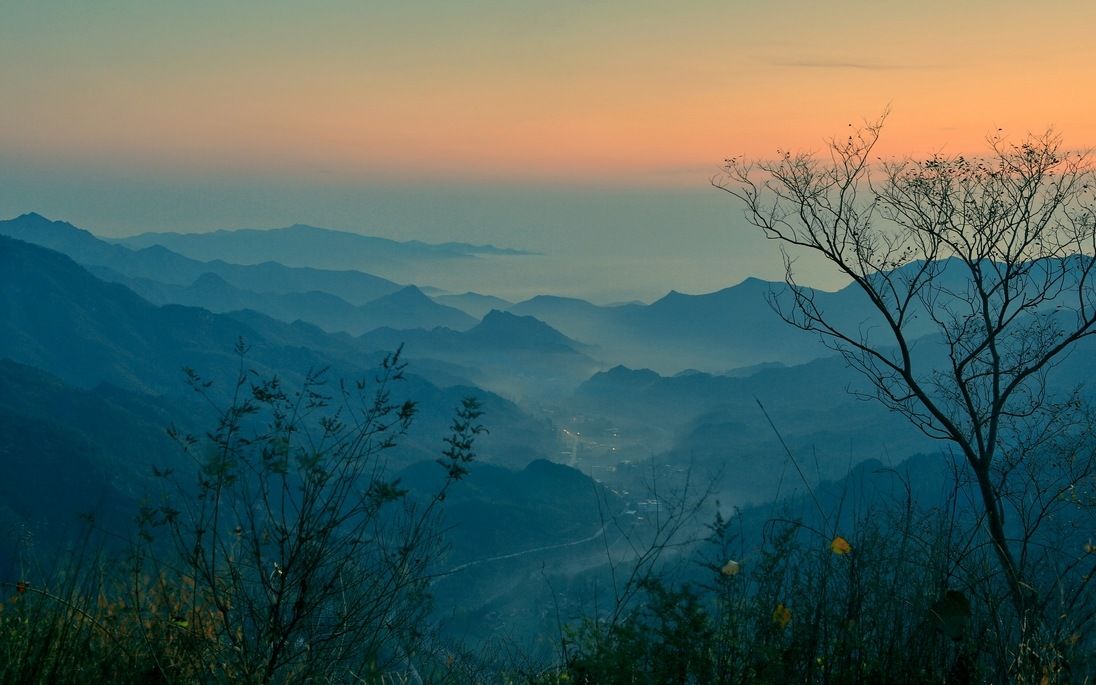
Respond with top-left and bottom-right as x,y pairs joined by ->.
3,0 -> 1095,299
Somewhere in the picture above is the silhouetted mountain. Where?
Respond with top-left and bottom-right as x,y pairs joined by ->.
0,212 -> 108,255
509,277 -> 929,374
432,291 -> 513,319
100,270 -> 475,335
0,359 -> 208,573
508,284 -> 812,373
0,231 -> 570,602
400,458 -> 614,564
723,361 -> 787,377
357,285 -> 478,332
399,457 -> 622,649
0,359 -> 194,481
0,235 -> 557,467
117,223 -> 530,273
0,213 -> 923,379
571,358 -> 935,500
0,411 -> 134,573
464,310 -> 587,352
0,213 -> 402,305
638,280 -> 821,359
361,310 -> 599,400
508,294 -> 636,343
0,234 -> 267,395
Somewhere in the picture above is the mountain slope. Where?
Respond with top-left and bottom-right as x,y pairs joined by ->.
432,291 -> 513,319
0,235 -> 557,469
509,278 -> 899,374
360,310 -> 599,400
357,285 -> 478,332
98,270 -> 475,335
0,233 -> 264,394
0,213 -> 402,305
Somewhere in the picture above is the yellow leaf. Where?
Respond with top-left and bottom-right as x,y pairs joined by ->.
721,560 -> 741,576
830,536 -> 852,555
772,603 -> 792,629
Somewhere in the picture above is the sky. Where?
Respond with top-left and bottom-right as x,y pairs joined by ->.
3,0 -> 1095,301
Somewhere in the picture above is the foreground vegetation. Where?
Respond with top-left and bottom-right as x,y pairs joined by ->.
4,473 -> 1094,684
2,359 -> 1092,684
543,499 -> 1095,684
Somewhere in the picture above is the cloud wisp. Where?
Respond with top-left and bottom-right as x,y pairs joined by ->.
768,57 -> 947,71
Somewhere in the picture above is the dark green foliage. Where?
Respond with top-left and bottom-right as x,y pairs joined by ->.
0,349 -> 487,684
439,397 -> 486,480
564,579 -> 714,685
544,493 -> 1096,685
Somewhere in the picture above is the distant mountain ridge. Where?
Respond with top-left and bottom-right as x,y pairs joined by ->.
95,271 -> 476,335
508,281 -> 834,373
355,285 -> 477,331
509,275 -> 940,374
0,232 -> 310,395
570,360 -> 936,502
116,223 -> 533,273
0,212 -> 880,376
432,291 -> 513,319
361,310 -> 599,401
0,213 -> 404,305
0,232 -> 558,467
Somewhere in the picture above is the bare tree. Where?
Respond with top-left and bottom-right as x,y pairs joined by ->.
714,118 -> 1096,639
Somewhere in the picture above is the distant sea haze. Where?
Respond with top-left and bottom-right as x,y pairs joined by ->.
3,182 -> 848,301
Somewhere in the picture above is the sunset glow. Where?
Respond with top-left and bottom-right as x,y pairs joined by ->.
5,1 -> 1096,187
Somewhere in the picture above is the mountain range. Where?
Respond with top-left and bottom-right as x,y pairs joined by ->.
0,233 -> 554,462
361,309 -> 601,401
0,213 -> 403,305
0,213 -> 484,334
509,276 -> 934,374
3,212 -> 866,378
116,223 -> 532,274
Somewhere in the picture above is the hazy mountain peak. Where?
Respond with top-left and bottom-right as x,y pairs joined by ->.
467,310 -> 582,351
12,212 -> 82,232
115,223 -> 532,281
601,365 -> 661,382
479,308 -> 534,326
3,212 -> 90,240
16,211 -> 51,224
518,294 -> 592,306
476,309 -> 555,334
359,284 -> 477,332
191,272 -> 232,288
431,291 -> 513,319
387,284 -> 429,301
650,289 -> 689,307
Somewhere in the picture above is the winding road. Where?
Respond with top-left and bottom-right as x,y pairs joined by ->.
438,522 -> 610,576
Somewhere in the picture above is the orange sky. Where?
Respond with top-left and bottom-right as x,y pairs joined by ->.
3,1 -> 1095,187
